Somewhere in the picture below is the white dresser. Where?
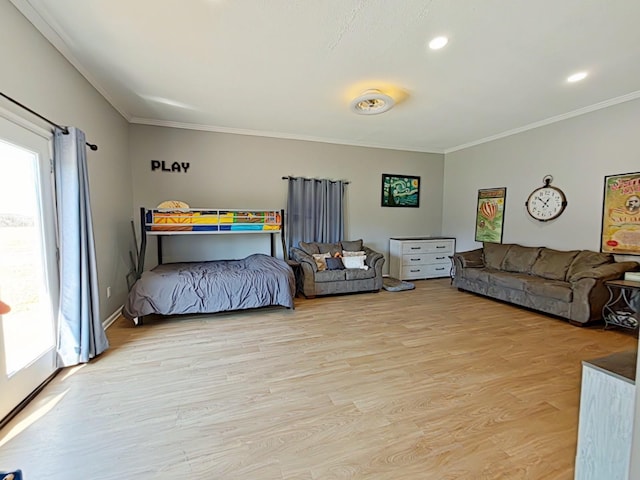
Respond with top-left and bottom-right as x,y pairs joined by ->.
575,351 -> 636,480
389,237 -> 455,280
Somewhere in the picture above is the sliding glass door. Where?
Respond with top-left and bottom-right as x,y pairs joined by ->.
0,114 -> 57,420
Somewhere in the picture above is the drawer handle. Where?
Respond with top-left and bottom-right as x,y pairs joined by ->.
410,258 -> 421,261
410,269 -> 420,272
410,247 -> 421,250
435,267 -> 445,271
436,256 -> 445,260
436,245 -> 446,249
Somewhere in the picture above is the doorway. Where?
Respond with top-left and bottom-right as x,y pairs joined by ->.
0,114 -> 58,420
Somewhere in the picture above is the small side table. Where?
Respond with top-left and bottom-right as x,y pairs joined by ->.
602,280 -> 640,330
286,260 -> 303,297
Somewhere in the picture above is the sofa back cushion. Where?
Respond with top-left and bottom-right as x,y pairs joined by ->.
502,245 -> 542,273
567,250 -> 614,280
316,242 -> 342,255
341,239 -> 363,252
483,243 -> 512,269
299,241 -> 319,255
531,248 -> 580,281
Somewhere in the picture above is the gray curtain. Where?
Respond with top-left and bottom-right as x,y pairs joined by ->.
54,128 -> 108,367
286,177 -> 345,253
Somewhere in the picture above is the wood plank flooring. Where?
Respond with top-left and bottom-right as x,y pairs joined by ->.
0,279 -> 637,479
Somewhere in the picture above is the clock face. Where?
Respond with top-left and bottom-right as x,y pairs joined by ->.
526,186 -> 566,221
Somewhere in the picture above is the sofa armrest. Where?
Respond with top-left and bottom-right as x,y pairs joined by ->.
290,247 -> 318,272
453,248 -> 485,268
569,261 -> 639,282
363,246 -> 384,269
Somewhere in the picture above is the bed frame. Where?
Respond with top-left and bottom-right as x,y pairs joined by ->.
136,207 -> 286,278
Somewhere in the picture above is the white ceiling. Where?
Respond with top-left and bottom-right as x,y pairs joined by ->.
11,0 -> 640,153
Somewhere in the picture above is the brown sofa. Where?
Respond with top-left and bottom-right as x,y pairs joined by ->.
452,243 -> 638,325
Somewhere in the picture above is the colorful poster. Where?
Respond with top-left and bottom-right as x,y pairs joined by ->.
601,172 -> 640,255
475,187 -> 506,243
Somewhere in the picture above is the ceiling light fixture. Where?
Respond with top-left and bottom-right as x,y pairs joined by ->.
350,89 -> 395,115
429,36 -> 448,50
567,71 -> 588,83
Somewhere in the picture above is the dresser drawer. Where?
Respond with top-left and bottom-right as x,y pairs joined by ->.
402,253 -> 450,266
401,240 -> 454,254
402,263 -> 450,279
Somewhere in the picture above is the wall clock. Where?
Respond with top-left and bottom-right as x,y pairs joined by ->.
525,175 -> 567,222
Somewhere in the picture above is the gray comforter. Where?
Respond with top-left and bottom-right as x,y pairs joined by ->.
123,254 -> 295,320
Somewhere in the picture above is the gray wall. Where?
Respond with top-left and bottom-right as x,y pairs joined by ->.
129,124 -> 444,271
443,98 -> 640,254
2,1 -> 132,321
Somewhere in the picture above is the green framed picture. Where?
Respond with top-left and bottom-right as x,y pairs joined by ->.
381,174 -> 420,208
475,187 -> 506,243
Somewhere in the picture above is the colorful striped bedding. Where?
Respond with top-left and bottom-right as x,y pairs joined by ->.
145,209 -> 282,232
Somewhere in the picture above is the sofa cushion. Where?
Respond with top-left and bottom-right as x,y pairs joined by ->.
316,242 -> 342,255
502,245 -> 541,274
567,250 -> 614,280
341,239 -> 363,252
345,268 -> 375,280
524,279 -> 573,302
342,255 -> 367,269
315,269 -> 346,282
531,248 -> 580,281
312,253 -> 330,271
489,271 -> 531,291
483,243 -> 513,269
299,241 -> 319,255
464,268 -> 491,283
325,257 -> 345,270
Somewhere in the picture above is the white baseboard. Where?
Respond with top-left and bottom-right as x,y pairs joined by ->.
103,306 -> 123,329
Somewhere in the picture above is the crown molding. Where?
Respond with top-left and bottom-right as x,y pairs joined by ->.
444,90 -> 640,154
9,0 -> 131,121
129,117 -> 445,154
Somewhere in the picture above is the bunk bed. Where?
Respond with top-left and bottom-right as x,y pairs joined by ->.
123,207 -> 295,325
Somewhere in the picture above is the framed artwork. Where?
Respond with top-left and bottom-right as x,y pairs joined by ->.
475,187 -> 507,243
381,174 -> 420,208
601,171 -> 640,255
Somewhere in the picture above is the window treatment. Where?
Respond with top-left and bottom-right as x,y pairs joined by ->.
54,128 -> 108,367
286,177 -> 345,254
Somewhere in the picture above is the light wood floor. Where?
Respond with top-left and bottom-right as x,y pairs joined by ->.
0,279 -> 637,479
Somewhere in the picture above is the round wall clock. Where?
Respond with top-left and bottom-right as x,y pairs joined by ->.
525,175 -> 567,222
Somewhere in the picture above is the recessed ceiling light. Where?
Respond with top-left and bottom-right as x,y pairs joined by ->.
429,36 -> 448,50
350,90 -> 395,115
567,72 -> 588,83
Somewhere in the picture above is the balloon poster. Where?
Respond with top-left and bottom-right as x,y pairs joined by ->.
475,187 -> 506,243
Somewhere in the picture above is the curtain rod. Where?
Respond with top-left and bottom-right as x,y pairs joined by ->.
282,176 -> 350,185
0,92 -> 98,151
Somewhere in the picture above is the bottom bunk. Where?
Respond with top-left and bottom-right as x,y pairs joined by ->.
123,253 -> 295,325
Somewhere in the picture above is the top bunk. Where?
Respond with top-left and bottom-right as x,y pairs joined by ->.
143,207 -> 282,235
134,205 -> 286,279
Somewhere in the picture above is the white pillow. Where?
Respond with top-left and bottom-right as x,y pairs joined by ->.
342,250 -> 366,257
341,255 -> 368,270
312,253 -> 330,271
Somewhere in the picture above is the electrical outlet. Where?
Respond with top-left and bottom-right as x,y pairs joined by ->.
106,286 -> 112,299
